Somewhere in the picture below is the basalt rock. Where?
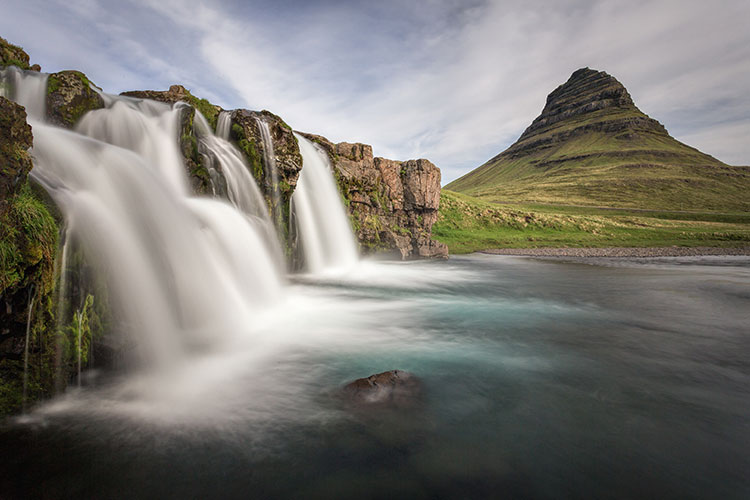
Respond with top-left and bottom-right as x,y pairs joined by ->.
46,70 -> 104,128
300,133 -> 448,259
343,370 -> 422,406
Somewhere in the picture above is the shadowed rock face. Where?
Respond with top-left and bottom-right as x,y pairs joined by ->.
300,133 -> 448,260
343,370 -> 422,406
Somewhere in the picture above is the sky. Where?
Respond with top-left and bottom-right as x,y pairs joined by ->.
3,0 -> 750,183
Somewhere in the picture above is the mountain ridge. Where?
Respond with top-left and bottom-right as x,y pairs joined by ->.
447,68 -> 749,211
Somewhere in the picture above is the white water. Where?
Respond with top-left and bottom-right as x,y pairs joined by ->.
255,117 -> 281,228
192,111 -> 286,273
216,110 -> 231,140
0,66 -> 48,120
291,134 -> 359,272
6,71 -> 284,370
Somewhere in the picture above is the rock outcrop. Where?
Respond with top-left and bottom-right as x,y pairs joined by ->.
342,370 -> 422,406
301,133 -> 448,259
46,70 -> 104,128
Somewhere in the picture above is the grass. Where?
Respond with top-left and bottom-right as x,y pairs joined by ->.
433,190 -> 750,254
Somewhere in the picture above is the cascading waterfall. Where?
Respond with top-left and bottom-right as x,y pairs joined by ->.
192,111 -> 287,274
6,70 -> 285,371
216,110 -> 232,141
0,66 -> 48,119
254,117 -> 282,231
291,134 -> 359,272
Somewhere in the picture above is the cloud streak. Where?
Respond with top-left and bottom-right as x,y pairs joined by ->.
3,0 -> 750,182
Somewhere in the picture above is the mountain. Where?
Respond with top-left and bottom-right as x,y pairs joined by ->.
446,68 -> 750,211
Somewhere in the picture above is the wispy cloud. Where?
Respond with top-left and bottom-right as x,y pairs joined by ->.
3,0 -> 750,181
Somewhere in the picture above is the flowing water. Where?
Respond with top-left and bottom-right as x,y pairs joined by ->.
0,255 -> 748,499
291,133 -> 359,272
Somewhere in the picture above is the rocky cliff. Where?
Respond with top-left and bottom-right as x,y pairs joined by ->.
301,133 -> 448,259
447,68 -> 750,211
0,95 -> 60,415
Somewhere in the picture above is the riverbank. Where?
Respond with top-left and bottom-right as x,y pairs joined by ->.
480,246 -> 750,257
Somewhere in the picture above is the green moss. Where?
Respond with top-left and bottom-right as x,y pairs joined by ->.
47,75 -> 60,95
1,183 -> 58,295
185,94 -> 218,130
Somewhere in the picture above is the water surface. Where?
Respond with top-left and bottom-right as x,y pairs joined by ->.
1,254 -> 748,499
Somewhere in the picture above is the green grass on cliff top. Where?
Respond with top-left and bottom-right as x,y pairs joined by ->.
446,128 -> 750,212
433,190 -> 750,254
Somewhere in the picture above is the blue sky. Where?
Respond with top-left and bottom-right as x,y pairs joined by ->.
4,0 -> 750,182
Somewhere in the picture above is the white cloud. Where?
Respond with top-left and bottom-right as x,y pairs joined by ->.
3,0 -> 749,183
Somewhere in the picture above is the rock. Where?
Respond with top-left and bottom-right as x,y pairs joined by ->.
343,370 -> 422,406
46,70 -> 104,128
300,133 -> 448,259
229,109 -> 303,220
122,85 -> 221,129
0,97 -> 33,206
0,37 -> 32,70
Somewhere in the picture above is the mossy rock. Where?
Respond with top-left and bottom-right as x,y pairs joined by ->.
46,70 -> 104,128
0,37 -> 32,70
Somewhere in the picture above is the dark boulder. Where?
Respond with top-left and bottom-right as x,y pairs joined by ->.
343,370 -> 422,406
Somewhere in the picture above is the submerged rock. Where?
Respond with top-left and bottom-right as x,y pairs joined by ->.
46,70 -> 104,128
343,370 -> 422,406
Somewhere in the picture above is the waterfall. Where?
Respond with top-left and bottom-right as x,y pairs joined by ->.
0,66 -> 48,120
254,117 -> 282,231
22,289 -> 36,411
216,110 -> 231,140
5,69 -> 284,370
291,134 -> 358,272
192,111 -> 286,273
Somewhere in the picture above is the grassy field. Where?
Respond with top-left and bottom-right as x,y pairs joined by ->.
433,190 -> 750,254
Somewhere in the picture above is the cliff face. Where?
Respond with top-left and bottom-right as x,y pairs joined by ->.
301,133 -> 448,259
0,96 -> 60,415
447,67 -> 750,211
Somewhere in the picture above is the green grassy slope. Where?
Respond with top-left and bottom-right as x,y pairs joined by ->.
433,190 -> 750,254
446,69 -> 750,212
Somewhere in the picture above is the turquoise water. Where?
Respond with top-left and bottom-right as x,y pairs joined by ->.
1,255 -> 749,499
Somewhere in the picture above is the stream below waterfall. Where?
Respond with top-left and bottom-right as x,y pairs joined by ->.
1,255 -> 749,499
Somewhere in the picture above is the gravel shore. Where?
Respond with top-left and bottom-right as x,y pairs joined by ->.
480,246 -> 750,257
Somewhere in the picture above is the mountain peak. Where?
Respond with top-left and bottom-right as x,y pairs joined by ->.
518,67 -> 642,143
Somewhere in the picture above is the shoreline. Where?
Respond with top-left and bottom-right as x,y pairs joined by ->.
478,246 -> 750,258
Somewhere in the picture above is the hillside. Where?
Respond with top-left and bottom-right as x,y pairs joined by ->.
446,68 -> 750,212
433,190 -> 750,254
